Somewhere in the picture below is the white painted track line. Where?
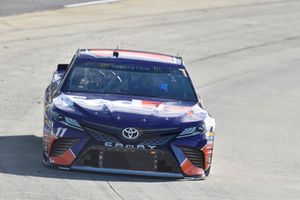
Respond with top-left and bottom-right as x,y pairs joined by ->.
64,0 -> 119,8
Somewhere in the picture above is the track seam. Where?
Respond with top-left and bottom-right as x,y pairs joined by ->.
106,181 -> 125,200
190,36 -> 300,63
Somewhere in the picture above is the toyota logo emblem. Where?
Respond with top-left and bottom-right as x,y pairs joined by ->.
122,128 -> 140,140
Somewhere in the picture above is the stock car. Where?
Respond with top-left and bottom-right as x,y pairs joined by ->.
43,49 -> 215,179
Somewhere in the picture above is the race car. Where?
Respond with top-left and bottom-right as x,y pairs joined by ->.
43,49 -> 215,179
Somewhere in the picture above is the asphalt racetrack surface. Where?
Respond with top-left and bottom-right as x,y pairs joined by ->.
0,0 -> 300,199
0,0 -> 102,16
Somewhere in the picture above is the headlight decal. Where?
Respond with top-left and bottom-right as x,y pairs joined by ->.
48,108 -> 83,131
59,116 -> 83,131
176,124 -> 206,139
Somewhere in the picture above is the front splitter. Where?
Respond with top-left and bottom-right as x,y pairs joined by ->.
69,165 -> 184,178
59,166 -> 206,180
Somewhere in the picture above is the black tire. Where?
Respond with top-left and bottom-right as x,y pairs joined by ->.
205,166 -> 211,176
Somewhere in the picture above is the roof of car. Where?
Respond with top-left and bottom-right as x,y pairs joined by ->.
77,49 -> 183,65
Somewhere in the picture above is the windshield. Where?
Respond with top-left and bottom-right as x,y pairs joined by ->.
62,60 -> 197,102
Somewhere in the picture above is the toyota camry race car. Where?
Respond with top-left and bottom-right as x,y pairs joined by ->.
43,49 -> 216,179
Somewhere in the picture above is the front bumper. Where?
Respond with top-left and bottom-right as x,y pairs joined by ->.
43,121 -> 214,179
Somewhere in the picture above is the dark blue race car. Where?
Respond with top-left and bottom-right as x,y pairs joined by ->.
43,49 -> 216,179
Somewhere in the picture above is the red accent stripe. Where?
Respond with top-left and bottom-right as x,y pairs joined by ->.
120,51 -> 174,62
142,100 -> 162,107
47,135 -> 56,154
202,143 -> 214,170
88,49 -> 175,63
50,149 -> 76,166
181,159 -> 204,176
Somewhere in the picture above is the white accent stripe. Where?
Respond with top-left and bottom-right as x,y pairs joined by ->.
64,0 -> 119,8
60,128 -> 67,137
180,158 -> 187,167
70,149 -> 76,158
55,128 -> 62,137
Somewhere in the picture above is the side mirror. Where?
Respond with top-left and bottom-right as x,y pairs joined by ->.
57,64 -> 68,71
52,64 -> 68,84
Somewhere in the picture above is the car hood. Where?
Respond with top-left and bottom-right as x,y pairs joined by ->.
53,93 -> 209,129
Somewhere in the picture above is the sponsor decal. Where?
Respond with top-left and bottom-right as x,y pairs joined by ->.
207,132 -> 215,142
105,142 -> 156,150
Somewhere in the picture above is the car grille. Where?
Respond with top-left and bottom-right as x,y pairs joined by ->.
140,134 -> 176,146
81,120 -> 180,145
74,146 -> 181,173
50,138 -> 78,157
87,129 -> 119,143
81,121 -> 122,135
81,120 -> 180,135
181,147 -> 204,169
